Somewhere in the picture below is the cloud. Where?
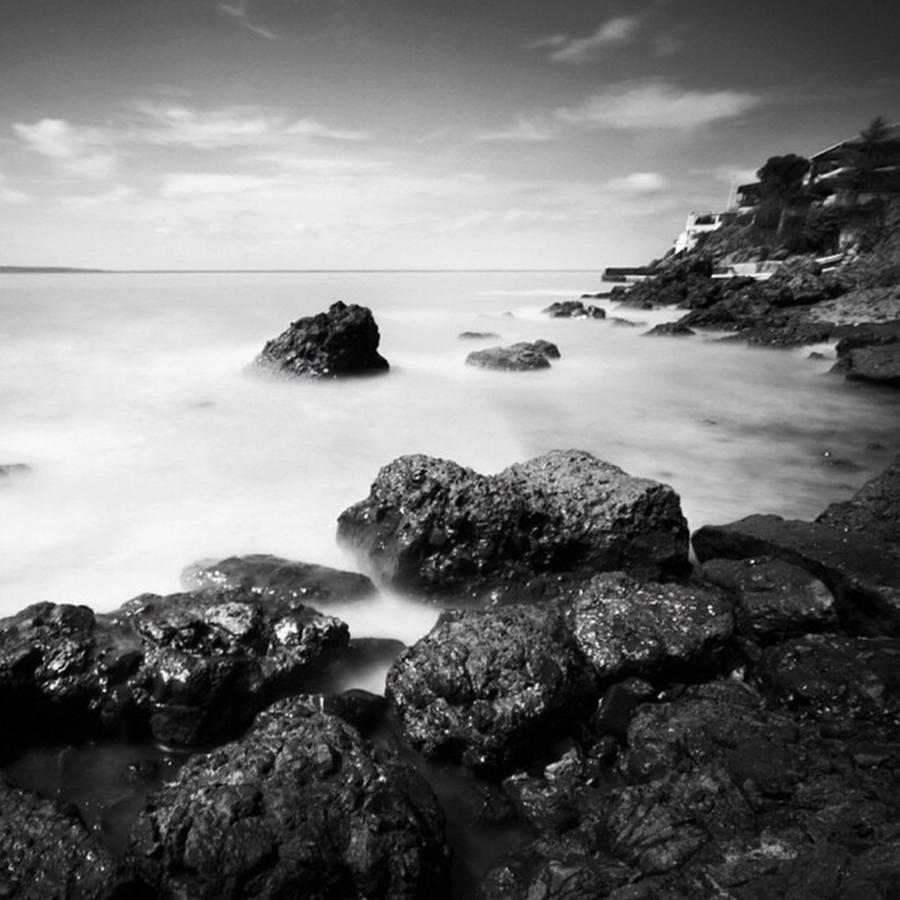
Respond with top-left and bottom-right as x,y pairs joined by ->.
218,1 -> 277,39
529,16 -> 641,64
160,173 -> 279,198
286,119 -> 372,142
475,116 -> 558,143
58,185 -> 137,210
556,81 -> 763,130
13,119 -> 118,179
0,173 -> 31,204
606,172 -> 671,194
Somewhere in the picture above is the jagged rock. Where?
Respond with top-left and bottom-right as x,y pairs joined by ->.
564,573 -> 734,684
385,604 -> 598,772
128,697 -> 450,899
643,321 -> 695,337
115,589 -> 349,747
835,344 -> 900,387
253,301 -> 389,378
699,556 -> 838,642
542,300 -> 605,319
692,514 -> 900,636
0,775 -> 128,900
615,257 -> 716,309
763,256 -> 844,307
817,454 -> 900,545
181,554 -> 377,606
337,450 -> 690,602
465,340 -> 559,370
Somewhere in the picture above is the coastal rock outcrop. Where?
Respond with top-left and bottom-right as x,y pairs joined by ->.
465,340 -> 560,370
128,697 -> 451,899
835,343 -> 900,386
385,604 -> 598,772
253,301 -> 389,378
542,300 -> 605,319
336,450 -> 690,602
182,554 -> 377,606
644,321 -> 695,337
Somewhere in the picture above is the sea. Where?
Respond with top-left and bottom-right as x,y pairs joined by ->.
2,270 -> 900,681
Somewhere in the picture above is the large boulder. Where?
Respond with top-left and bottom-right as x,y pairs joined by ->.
465,340 -> 559,371
692,514 -> 900,636
337,450 -> 690,603
128,697 -> 450,899
385,604 -> 598,772
564,573 -> 734,684
835,344 -> 900,387
0,775 -> 129,900
182,554 -> 377,606
817,454 -> 900,545
253,301 -> 389,377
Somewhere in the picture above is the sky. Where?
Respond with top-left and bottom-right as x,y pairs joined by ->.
1,0 -> 898,269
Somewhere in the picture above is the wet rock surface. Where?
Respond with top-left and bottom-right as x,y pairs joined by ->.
643,321 -> 695,337
543,300 -> 606,319
182,553 -> 377,606
253,300 -> 389,377
465,340 -> 560,370
128,697 -> 451,899
337,450 -> 690,602
837,343 -> 900,386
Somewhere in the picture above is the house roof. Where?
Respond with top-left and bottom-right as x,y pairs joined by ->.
810,122 -> 900,160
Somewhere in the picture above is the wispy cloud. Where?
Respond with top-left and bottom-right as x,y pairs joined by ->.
218,0 -> 277,40
13,119 -> 118,179
556,81 -> 763,130
605,172 -> 670,194
160,173 -> 279,198
475,116 -> 558,143
0,173 -> 31,204
529,16 -> 641,64
58,185 -> 137,210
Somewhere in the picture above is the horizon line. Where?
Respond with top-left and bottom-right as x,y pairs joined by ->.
2,266 -> 610,275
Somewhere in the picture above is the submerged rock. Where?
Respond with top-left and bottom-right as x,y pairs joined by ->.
817,454 -> 900,545
692,514 -> 900,636
458,331 -> 500,339
253,301 -> 389,378
542,300 -> 605,319
0,463 -> 31,481
643,321 -> 695,337
128,697 -> 450,899
385,604 -> 597,772
337,450 -> 690,602
465,340 -> 559,370
182,554 -> 377,606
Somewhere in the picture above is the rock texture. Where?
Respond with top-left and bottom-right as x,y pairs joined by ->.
385,604 -> 597,772
128,697 -> 450,899
337,450 -> 690,602
643,321 -> 695,337
465,340 -> 560,371
253,301 -> 389,377
542,300 -> 605,319
182,554 -> 377,606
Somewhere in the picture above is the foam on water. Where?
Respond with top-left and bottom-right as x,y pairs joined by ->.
2,272 -> 899,650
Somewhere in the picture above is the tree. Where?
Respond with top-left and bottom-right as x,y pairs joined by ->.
756,154 -> 811,235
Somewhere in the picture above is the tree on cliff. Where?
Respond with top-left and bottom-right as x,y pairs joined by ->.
756,154 -> 811,235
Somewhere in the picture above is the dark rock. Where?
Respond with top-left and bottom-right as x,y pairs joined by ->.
458,331 -> 501,339
115,589 -> 349,747
0,463 -> 31,481
564,573 -> 734,684
615,257 -> 716,310
465,341 -> 559,370
253,301 -> 389,378
181,553 -> 377,606
834,320 -> 900,355
763,256 -> 843,308
0,774 -> 127,900
320,688 -> 388,733
836,344 -> 900,387
593,677 -> 656,740
643,321 -> 695,337
809,350 -> 827,359
337,450 -> 690,603
817,454 -> 900,545
542,300 -> 605,319
699,556 -> 838,642
385,604 -> 598,772
128,697 -> 450,899
608,317 -> 643,327
692,514 -> 900,636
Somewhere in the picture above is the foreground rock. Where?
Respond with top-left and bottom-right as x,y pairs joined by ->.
465,340 -> 560,371
692,514 -> 900,636
542,300 -> 605,319
182,554 -> 377,606
817,453 -> 900,544
385,604 -> 597,772
129,697 -> 450,899
835,343 -> 900,386
337,450 -> 690,602
0,590 -> 349,755
0,774 -> 127,899
253,301 -> 389,377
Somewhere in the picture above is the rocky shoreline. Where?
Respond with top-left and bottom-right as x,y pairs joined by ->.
2,438 -> 899,897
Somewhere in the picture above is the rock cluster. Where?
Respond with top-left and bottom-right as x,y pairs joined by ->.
465,339 -> 560,370
253,301 -> 389,377
543,300 -> 606,319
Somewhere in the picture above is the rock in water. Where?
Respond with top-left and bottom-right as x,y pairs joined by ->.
336,449 -> 690,602
465,340 -> 559,370
542,300 -> 605,319
253,301 -> 389,377
385,604 -> 598,771
128,697 -> 451,899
